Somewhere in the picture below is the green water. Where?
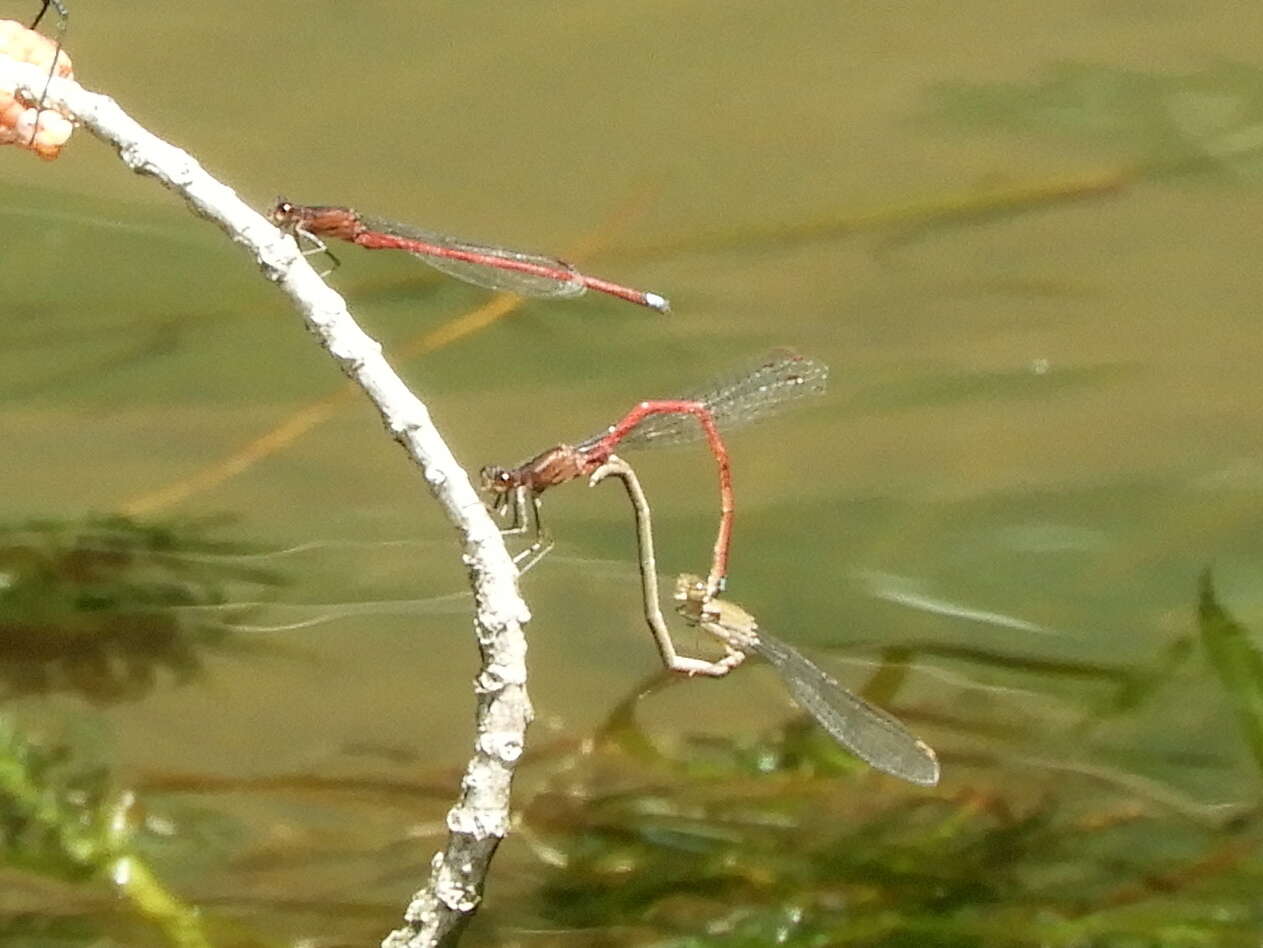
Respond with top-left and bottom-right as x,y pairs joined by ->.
2,1 -> 1263,943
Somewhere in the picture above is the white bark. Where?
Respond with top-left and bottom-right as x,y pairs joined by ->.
0,59 -> 532,946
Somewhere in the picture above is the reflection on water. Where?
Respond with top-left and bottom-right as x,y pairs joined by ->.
0,516 -> 281,704
1,515 -> 1259,942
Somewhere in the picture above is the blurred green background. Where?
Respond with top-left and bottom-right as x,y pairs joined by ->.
3,1 -> 1263,944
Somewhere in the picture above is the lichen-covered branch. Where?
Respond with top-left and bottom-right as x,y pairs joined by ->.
0,59 -> 532,946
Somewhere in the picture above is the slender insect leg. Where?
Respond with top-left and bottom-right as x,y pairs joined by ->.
511,494 -> 554,573
288,224 -> 341,276
31,1 -> 67,29
28,1 -> 68,146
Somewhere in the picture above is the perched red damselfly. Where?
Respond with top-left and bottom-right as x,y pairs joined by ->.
269,199 -> 670,313
481,350 -> 828,592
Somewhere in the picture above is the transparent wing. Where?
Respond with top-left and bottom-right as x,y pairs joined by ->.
577,350 -> 829,451
747,631 -> 940,786
360,215 -> 586,298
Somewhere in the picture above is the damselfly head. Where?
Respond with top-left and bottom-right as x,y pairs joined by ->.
673,573 -> 710,622
268,198 -> 298,228
673,573 -> 707,604
674,573 -> 757,633
480,465 -> 516,495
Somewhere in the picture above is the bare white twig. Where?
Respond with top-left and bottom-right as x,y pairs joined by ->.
1,60 -> 532,946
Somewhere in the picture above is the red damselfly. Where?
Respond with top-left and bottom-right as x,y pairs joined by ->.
483,350 -> 828,592
269,199 -> 670,313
